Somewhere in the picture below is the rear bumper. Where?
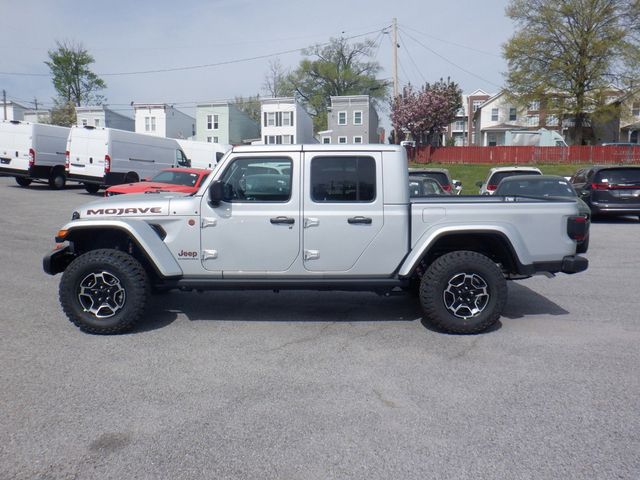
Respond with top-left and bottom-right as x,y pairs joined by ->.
68,172 -> 127,186
526,255 -> 588,275
590,201 -> 640,215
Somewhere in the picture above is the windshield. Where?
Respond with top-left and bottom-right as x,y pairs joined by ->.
496,178 -> 577,198
151,170 -> 205,187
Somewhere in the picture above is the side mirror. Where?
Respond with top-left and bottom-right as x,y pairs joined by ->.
475,181 -> 483,188
209,180 -> 224,207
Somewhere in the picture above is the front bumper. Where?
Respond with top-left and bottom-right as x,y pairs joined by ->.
43,245 -> 75,275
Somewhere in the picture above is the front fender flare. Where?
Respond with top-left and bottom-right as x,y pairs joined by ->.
58,219 -> 183,278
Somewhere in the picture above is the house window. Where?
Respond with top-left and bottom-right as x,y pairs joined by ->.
546,115 -> 559,127
282,135 -> 293,145
265,112 -> 276,127
353,136 -> 363,144
491,108 -> 499,121
207,137 -> 212,143
472,100 -> 483,112
632,102 -> 640,117
322,137 -> 331,144
213,136 -> 219,143
454,120 -> 465,130
213,114 -> 219,129
311,156 -> 376,202
82,119 -> 88,126
94,118 -> 100,127
207,114 -> 213,130
282,111 -> 293,126
528,100 -> 540,111
151,117 -> 156,132
338,111 -> 347,125
527,114 -> 539,126
353,111 -> 363,125
509,108 -> 517,121
145,116 -> 156,132
338,136 -> 347,144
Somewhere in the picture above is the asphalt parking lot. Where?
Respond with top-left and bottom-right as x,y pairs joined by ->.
1,176 -> 639,480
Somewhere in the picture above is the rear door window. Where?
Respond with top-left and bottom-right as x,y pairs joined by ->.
310,156 -> 376,202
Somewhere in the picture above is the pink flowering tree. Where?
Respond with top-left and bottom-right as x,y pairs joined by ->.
391,78 -> 462,146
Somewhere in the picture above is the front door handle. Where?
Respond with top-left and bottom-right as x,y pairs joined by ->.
270,216 -> 295,225
347,216 -> 372,225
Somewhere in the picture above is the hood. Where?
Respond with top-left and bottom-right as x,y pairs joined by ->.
76,193 -> 172,219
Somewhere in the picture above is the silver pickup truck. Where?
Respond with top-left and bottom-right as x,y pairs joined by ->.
44,145 -> 588,335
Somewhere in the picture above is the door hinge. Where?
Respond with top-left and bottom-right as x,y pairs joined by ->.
202,250 -> 218,260
201,217 -> 217,228
304,217 -> 320,228
304,249 -> 320,261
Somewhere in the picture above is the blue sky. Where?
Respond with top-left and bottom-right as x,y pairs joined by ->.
1,0 -> 513,129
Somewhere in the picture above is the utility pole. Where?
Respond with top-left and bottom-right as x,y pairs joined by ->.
390,18 -> 400,144
2,90 -> 7,120
392,18 -> 399,99
34,98 -> 38,110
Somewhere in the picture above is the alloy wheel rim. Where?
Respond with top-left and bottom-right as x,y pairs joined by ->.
78,271 -> 126,318
443,272 -> 489,319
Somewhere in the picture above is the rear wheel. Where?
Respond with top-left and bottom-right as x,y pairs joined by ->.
124,172 -> 139,184
48,169 -> 66,189
420,250 -> 507,334
59,249 -> 150,334
84,183 -> 100,194
15,176 -> 32,187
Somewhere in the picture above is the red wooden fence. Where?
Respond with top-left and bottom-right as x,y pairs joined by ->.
409,145 -> 640,165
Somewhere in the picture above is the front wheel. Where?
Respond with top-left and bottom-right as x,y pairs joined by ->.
59,249 -> 150,334
419,251 -> 507,334
15,176 -> 32,187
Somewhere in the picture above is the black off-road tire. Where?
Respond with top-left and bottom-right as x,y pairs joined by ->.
419,250 -> 507,334
84,183 -> 100,194
15,176 -> 32,187
48,168 -> 66,189
59,249 -> 150,334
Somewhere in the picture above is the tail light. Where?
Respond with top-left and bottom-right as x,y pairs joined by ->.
28,148 -> 35,168
567,215 -> 588,241
486,184 -> 497,191
104,154 -> 111,174
65,151 -> 70,172
442,184 -> 452,192
591,182 -> 609,190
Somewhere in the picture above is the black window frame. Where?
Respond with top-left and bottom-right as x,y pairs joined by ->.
310,155 -> 377,203
217,156 -> 293,203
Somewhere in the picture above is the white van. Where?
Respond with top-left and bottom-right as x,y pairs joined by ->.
0,120 -> 71,189
176,139 -> 231,169
66,126 -> 189,193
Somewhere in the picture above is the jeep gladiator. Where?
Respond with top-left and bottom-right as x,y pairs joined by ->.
44,145 -> 588,334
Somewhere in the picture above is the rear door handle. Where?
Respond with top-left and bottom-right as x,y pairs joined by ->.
347,216 -> 372,225
270,216 -> 295,225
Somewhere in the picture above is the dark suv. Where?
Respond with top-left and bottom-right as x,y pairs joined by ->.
408,168 -> 459,194
570,166 -> 640,219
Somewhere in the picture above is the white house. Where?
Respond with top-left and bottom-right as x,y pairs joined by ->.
23,110 -> 51,124
133,103 -> 195,139
76,105 -> 134,131
473,91 -> 537,146
260,97 -> 315,144
1,99 -> 28,121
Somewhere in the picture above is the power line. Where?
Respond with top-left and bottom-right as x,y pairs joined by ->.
397,31 -> 427,84
399,28 -> 503,89
0,27 -> 389,78
400,24 -> 503,58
